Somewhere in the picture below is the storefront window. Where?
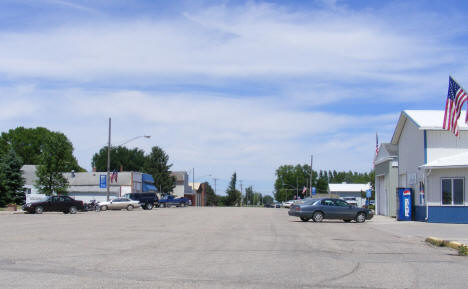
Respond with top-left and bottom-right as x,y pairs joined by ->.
441,178 -> 464,206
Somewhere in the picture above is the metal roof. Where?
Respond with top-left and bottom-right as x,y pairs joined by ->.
328,183 -> 371,192
421,151 -> 468,169
391,110 -> 468,144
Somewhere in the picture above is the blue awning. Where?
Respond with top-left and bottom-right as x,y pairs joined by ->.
142,183 -> 157,192
142,174 -> 155,184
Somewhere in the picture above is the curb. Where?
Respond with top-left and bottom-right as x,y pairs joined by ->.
425,236 -> 468,253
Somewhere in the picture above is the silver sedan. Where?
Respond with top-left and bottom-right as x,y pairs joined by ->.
98,198 -> 141,211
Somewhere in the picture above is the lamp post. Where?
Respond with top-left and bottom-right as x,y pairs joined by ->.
105,119 -> 151,201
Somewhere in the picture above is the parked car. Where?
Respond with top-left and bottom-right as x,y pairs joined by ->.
159,195 -> 189,208
125,192 -> 159,210
282,200 -> 294,208
97,198 -> 140,211
23,195 -> 84,214
288,198 -> 374,223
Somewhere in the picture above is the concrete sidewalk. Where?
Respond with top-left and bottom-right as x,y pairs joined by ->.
369,215 -> 468,245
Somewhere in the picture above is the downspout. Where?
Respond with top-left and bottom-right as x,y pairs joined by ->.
424,130 -> 429,222
425,169 -> 431,222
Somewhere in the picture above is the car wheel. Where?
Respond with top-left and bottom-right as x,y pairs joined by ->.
127,205 -> 134,211
312,211 -> 324,222
356,212 -> 366,223
300,217 -> 310,222
343,219 -> 352,223
146,203 -> 153,210
69,206 -> 77,214
100,205 -> 108,211
35,206 -> 43,214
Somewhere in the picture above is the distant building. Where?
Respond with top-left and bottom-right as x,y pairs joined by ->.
328,183 -> 371,207
171,171 -> 197,205
64,171 -> 156,203
374,143 -> 398,217
21,165 -> 157,203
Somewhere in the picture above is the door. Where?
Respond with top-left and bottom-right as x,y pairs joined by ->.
333,199 -> 355,219
320,199 -> 339,219
377,175 -> 387,216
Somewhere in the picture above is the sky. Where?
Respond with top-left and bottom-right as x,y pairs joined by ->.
1,0 -> 468,196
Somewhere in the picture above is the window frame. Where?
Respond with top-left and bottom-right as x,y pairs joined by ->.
440,177 -> 465,206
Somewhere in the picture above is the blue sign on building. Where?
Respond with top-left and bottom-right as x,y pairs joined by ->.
100,175 -> 107,188
311,187 -> 316,195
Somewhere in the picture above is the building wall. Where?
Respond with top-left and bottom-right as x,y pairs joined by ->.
425,168 -> 468,205
398,120 -> 424,199
426,130 -> 468,162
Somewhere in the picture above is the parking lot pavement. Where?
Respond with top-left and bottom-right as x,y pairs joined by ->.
1,208 -> 468,289
368,215 -> 468,245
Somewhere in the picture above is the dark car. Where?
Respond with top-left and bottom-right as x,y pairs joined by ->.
288,198 -> 374,223
125,192 -> 159,210
23,195 -> 84,214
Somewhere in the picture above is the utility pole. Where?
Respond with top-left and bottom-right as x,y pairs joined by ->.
106,117 -> 111,201
240,180 -> 243,206
192,168 -> 195,206
213,178 -> 218,195
296,176 -> 298,199
310,155 -> 313,197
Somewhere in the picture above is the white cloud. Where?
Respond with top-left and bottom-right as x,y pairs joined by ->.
0,2 -> 459,87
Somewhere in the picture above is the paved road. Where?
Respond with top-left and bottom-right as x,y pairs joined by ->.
0,207 -> 467,289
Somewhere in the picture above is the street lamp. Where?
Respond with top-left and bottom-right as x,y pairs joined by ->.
105,118 -> 151,201
118,135 -> 151,146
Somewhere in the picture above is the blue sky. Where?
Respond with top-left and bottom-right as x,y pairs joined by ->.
1,0 -> 468,195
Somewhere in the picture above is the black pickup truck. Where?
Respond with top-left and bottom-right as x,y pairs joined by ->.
23,195 -> 84,214
125,192 -> 159,210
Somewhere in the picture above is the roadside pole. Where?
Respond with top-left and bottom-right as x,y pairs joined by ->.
310,155 -> 313,197
106,117 -> 111,201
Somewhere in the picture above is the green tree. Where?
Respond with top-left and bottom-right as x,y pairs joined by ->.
205,182 -> 218,206
35,133 -> 75,195
143,146 -> 176,194
0,149 -> 25,206
244,186 -> 254,205
198,182 -> 218,206
274,164 -> 317,202
0,127 -> 83,171
263,195 -> 274,205
225,172 -> 241,206
92,146 -> 146,172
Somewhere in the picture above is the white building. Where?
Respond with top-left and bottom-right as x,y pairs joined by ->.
391,110 -> 468,223
328,183 -> 371,207
374,143 -> 398,217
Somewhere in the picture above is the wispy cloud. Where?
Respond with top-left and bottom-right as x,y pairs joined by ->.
0,1 -> 466,193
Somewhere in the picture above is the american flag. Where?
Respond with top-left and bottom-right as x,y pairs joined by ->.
375,132 -> 379,156
443,76 -> 468,136
373,132 -> 379,166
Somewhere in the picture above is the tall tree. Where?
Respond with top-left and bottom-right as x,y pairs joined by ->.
143,146 -> 176,194
92,146 -> 146,172
274,164 -> 317,202
244,186 -> 254,205
0,127 -> 83,171
225,172 -> 241,206
198,182 -> 218,206
263,195 -> 274,205
35,133 -> 75,195
0,149 -> 25,206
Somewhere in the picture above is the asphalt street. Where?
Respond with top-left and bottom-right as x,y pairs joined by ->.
0,207 -> 467,289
